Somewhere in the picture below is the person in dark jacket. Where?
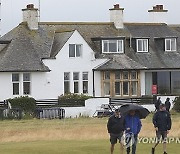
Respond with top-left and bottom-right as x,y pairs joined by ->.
107,109 -> 125,154
152,104 -> 172,154
155,97 -> 162,111
125,110 -> 142,154
165,97 -> 171,112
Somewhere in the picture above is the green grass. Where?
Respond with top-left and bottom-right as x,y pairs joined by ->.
0,111 -> 179,154
0,140 -> 179,154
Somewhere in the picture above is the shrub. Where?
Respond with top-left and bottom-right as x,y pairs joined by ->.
8,96 -> 36,113
173,96 -> 180,112
58,93 -> 92,107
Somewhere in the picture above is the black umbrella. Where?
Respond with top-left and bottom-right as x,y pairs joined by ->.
119,103 -> 150,119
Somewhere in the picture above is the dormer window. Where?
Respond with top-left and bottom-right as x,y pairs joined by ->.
102,40 -> 124,53
136,39 -> 148,52
165,38 -> 176,51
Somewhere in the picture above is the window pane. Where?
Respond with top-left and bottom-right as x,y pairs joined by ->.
131,81 -> 137,96
104,82 -> 110,95
142,40 -> 147,51
83,72 -> 88,80
166,39 -> 171,51
13,83 -> 19,95
64,81 -> 70,94
103,41 -> 108,52
23,73 -> 30,81
64,72 -> 70,80
157,72 -> 170,94
76,45 -> 81,57
104,71 -> 110,80
23,82 -> 30,95
118,40 -> 123,52
115,82 -> 121,95
12,74 -> 19,82
115,71 -> 121,79
138,40 -> 142,51
109,40 -> 117,52
145,72 -> 152,95
171,72 -> 180,94
131,71 -> 137,79
69,44 -> 75,57
73,72 -> 79,80
123,82 -> 129,95
83,81 -> 88,93
171,38 -> 176,51
123,71 -> 129,79
74,82 -> 79,93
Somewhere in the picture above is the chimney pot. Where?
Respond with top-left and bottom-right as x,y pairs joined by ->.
114,4 -> 120,9
27,4 -> 34,9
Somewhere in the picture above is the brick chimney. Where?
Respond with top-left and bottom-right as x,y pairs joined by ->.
109,4 -> 124,29
148,5 -> 168,23
22,4 -> 38,30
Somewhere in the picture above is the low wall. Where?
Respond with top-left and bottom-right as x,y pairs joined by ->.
63,98 -> 109,118
62,96 -> 177,118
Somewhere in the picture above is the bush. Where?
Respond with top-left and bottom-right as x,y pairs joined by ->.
173,96 -> 180,112
58,93 -> 92,107
8,96 -> 36,113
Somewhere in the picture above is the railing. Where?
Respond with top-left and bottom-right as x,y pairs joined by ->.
109,97 -> 154,105
35,99 -> 65,119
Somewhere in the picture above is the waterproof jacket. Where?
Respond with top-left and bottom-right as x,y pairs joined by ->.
107,114 -> 125,134
125,115 -> 142,135
153,110 -> 172,131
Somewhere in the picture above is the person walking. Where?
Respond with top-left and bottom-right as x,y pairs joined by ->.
107,109 -> 125,154
165,98 -> 171,112
124,110 -> 142,154
155,97 -> 162,111
152,104 -> 172,154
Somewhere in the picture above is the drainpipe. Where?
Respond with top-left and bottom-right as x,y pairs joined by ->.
93,70 -> 95,97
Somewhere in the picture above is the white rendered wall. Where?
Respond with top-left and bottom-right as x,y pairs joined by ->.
43,30 -> 107,98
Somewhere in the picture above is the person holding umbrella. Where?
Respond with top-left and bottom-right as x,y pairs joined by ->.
124,110 -> 142,154
107,109 -> 125,154
119,104 -> 150,154
152,104 -> 172,154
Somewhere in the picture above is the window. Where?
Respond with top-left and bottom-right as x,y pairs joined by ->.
23,73 -> 30,95
102,40 -> 124,53
73,72 -> 79,93
12,73 -> 31,95
82,72 -> 88,94
69,44 -> 82,57
102,71 -> 139,97
12,73 -> 19,95
64,72 -> 70,94
137,39 -> 148,52
165,38 -> 176,51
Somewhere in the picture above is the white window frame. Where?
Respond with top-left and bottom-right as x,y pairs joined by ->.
73,72 -> 79,93
69,44 -> 82,58
64,72 -> 70,94
12,73 -> 31,96
23,73 -> 31,95
165,38 -> 177,51
136,39 -> 149,52
12,73 -> 20,95
82,72 -> 88,94
102,40 -> 124,53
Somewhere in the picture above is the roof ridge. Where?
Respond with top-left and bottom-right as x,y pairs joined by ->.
39,22 -> 114,25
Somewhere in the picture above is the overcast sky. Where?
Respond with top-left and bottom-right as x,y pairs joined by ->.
1,0 -> 180,35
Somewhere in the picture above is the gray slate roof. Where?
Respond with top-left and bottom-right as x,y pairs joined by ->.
1,22 -> 180,72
